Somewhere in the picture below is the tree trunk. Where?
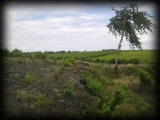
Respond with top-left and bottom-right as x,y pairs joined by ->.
115,31 -> 124,76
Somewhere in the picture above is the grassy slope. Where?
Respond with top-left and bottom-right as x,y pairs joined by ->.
3,57 -> 157,119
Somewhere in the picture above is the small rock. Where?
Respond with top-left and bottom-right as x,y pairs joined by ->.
68,103 -> 72,106
58,99 -> 65,105
53,89 -> 59,93
79,66 -> 89,71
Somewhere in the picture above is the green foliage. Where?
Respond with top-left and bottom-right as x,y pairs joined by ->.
97,83 -> 152,118
62,58 -> 71,67
1,48 -> 10,57
23,73 -> 37,85
65,83 -> 73,96
107,3 -> 155,49
47,50 -> 117,60
98,50 -> 156,64
11,48 -> 22,58
108,58 -> 139,64
61,58 -> 76,67
33,92 -> 50,107
111,104 -> 137,118
85,77 -> 103,96
137,69 -> 151,91
134,97 -> 152,115
30,53 -> 36,59
129,58 -> 140,64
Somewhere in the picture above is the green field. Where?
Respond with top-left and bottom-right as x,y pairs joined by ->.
3,49 -> 157,119
46,50 -> 157,64
96,50 -> 156,64
46,50 -> 118,59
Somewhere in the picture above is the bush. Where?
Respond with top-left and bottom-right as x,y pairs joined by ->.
137,69 -> 151,91
61,58 -> 71,67
86,78 -> 103,96
61,58 -> 76,67
23,73 -> 37,85
111,104 -> 137,118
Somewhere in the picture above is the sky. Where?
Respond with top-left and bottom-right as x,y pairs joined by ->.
4,2 -> 157,52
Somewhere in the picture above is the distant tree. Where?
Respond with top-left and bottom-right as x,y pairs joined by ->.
107,3 -> 156,75
11,48 -> 22,58
0,48 -> 10,57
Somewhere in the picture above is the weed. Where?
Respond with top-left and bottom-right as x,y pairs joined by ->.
34,92 -> 50,107
65,83 -> 73,96
16,89 -> 33,102
23,73 -> 37,85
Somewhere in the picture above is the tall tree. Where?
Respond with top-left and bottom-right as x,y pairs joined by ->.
107,3 -> 156,75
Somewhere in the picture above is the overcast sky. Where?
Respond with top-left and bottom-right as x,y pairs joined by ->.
4,2 -> 157,52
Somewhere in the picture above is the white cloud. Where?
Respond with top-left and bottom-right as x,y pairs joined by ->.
4,3 -> 157,52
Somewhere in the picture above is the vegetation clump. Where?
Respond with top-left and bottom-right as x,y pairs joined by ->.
65,83 -> 73,96
23,73 -> 37,85
137,69 -> 152,92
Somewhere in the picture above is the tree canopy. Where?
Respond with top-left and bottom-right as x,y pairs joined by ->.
107,3 -> 156,50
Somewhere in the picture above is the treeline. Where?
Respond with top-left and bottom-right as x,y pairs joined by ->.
0,48 -> 116,59
0,48 -> 48,60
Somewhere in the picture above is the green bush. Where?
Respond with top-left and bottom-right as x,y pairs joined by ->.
111,104 -> 137,118
61,58 -> 71,67
34,92 -> 50,107
137,69 -> 151,91
65,83 -> 73,96
61,58 -> 76,67
86,78 -> 103,96
23,73 -> 37,85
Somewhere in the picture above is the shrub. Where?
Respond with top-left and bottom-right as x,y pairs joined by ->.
61,58 -> 71,67
34,92 -> 50,107
61,58 -> 76,67
111,104 -> 137,118
65,83 -> 73,96
137,69 -> 151,91
86,78 -> 103,96
23,73 -> 37,85
68,57 -> 76,64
